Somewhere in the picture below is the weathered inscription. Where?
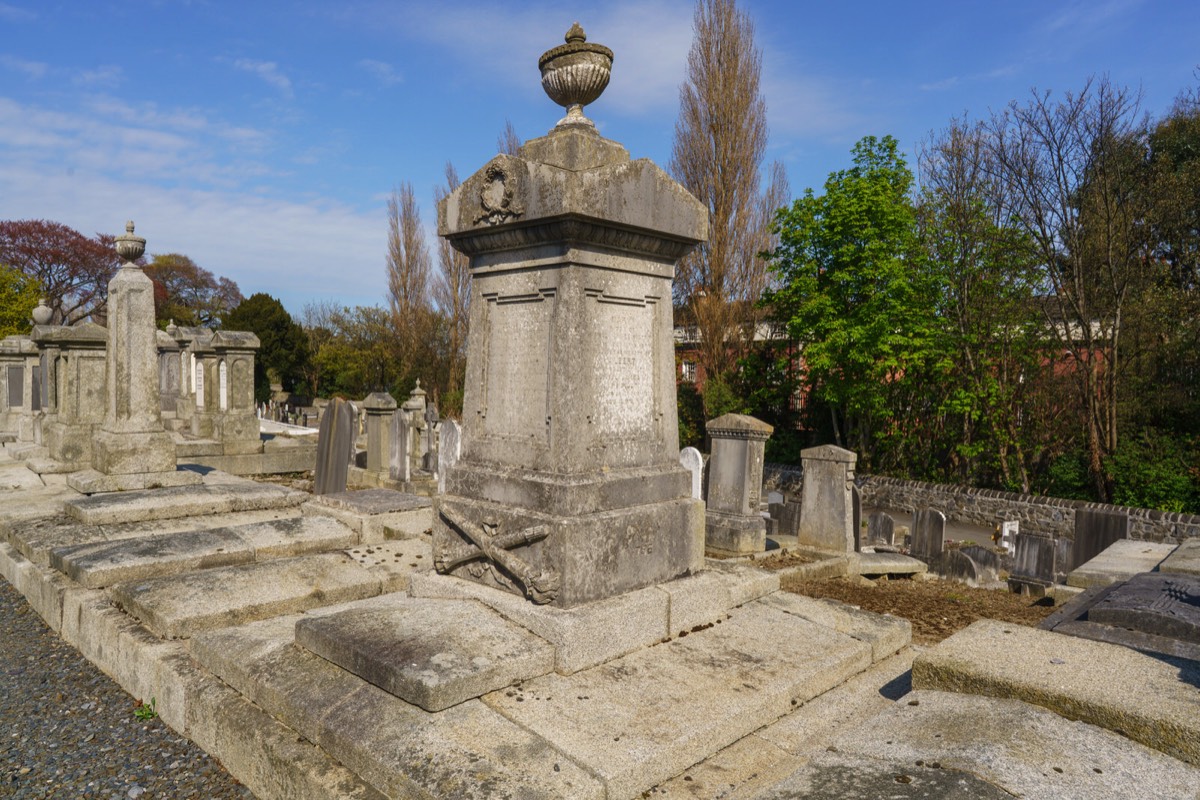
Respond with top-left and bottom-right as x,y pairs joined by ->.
588,290 -> 656,438
481,289 -> 553,441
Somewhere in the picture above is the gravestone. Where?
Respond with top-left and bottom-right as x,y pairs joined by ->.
1071,508 -> 1131,571
432,26 -> 707,607
867,512 -> 895,547
389,411 -> 412,483
1088,572 -> 1200,644
679,447 -> 704,501
999,520 -> 1019,554
422,404 -> 439,472
959,544 -> 1003,581
911,509 -> 946,560
703,414 -> 773,556
851,484 -> 862,552
363,391 -> 397,476
1011,532 -> 1056,585
930,548 -> 982,586
314,397 -> 355,495
33,321 -> 108,467
437,419 -> 461,494
796,445 -> 857,553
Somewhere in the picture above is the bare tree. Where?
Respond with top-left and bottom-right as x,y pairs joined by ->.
497,119 -> 522,156
386,182 -> 433,378
670,0 -> 787,388
986,77 -> 1149,501
432,162 -> 472,410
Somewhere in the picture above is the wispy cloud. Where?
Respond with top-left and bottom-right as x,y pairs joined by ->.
231,58 -> 293,97
0,3 -> 35,22
73,65 -> 124,88
358,59 -> 402,87
0,54 -> 47,79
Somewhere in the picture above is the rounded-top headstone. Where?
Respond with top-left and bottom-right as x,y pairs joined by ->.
538,23 -> 613,129
31,297 -> 52,326
115,220 -> 146,264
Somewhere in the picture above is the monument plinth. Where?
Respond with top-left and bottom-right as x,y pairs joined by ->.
433,25 -> 708,608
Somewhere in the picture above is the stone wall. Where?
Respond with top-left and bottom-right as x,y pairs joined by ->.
763,464 -> 1200,545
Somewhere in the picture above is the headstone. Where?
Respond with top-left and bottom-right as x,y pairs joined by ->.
679,447 -> 704,501
1071,508 -> 1131,571
911,509 -> 946,560
999,520 -> 1019,554
1088,572 -> 1200,644
437,419 -> 461,494
363,391 -> 398,476
795,445 -> 858,553
422,404 -> 440,472
389,410 -> 411,483
1012,532 -> 1056,585
929,548 -> 982,585
314,397 -> 355,495
432,26 -> 707,608
867,512 -> 895,547
851,484 -> 862,552
703,414 -> 773,556
959,544 -> 1003,581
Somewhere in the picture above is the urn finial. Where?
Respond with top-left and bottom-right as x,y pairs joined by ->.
31,297 -> 52,326
115,220 -> 146,264
538,23 -> 613,130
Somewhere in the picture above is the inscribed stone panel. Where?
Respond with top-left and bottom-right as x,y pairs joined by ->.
587,291 -> 656,440
7,365 -> 22,408
481,290 -> 552,442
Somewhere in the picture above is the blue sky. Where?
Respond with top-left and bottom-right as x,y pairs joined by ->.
1,0 -> 1197,317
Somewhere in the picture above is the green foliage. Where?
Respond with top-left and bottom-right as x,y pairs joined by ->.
676,382 -> 706,450
0,264 -> 40,337
1106,429 -> 1199,513
701,375 -> 746,420
223,293 -> 308,402
1039,451 -> 1092,502
134,697 -> 157,721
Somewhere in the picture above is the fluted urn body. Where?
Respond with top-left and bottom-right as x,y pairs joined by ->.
539,23 -> 613,128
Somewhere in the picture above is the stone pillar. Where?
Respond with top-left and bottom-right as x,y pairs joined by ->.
703,414 -> 773,557
389,411 -> 412,483
31,322 -> 107,469
795,445 -> 858,554
209,331 -> 262,455
70,222 -> 199,492
363,391 -> 397,476
432,25 -> 707,608
437,419 -> 461,494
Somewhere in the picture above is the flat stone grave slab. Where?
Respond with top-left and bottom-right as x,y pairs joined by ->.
66,467 -> 203,494
759,592 -> 911,661
1160,539 -> 1200,577
51,528 -> 253,588
1039,583 -> 1200,663
109,552 -> 382,638
913,618 -> 1200,766
851,551 -> 927,576
5,514 -> 106,565
753,690 -> 1200,800
1067,538 -> 1176,588
1087,571 -> 1200,644
343,538 -> 432,592
224,515 -> 357,559
295,596 -> 555,712
0,460 -> 46,489
482,603 -> 871,799
308,488 -> 431,514
65,482 -> 306,525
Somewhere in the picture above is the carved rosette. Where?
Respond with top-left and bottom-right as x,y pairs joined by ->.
539,22 -> 613,128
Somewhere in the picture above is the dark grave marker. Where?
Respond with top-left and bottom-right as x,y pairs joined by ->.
1071,508 -> 1131,571
959,544 -> 1002,581
313,397 -> 355,495
1012,533 -> 1056,584
867,512 -> 895,547
911,508 -> 945,560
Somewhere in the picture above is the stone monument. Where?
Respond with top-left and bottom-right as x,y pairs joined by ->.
703,413 -> 773,556
68,223 -> 201,492
432,24 -> 708,608
795,444 -> 858,553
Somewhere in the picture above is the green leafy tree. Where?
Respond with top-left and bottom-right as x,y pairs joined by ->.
0,264 -> 41,337
223,293 -> 308,402
766,135 -> 937,470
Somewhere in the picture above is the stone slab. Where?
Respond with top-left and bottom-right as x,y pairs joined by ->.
1161,539 -> 1200,577
702,560 -> 781,608
912,618 -> 1200,766
343,537 -> 432,592
758,592 -> 911,661
1067,538 -> 1177,588
110,553 -> 382,638
295,596 -> 554,712
308,488 -> 431,515
66,467 -> 204,494
1087,571 -> 1200,643
482,603 -> 872,799
303,499 -> 433,545
850,551 -> 927,576
5,514 -> 106,565
409,571 -> 670,674
810,689 -> 1200,800
0,460 -> 46,489
1039,582 -> 1200,662
51,528 -> 254,588
64,481 -> 306,525
191,616 -> 604,800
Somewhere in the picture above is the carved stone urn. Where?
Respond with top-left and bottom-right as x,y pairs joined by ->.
538,22 -> 613,128
114,220 -> 146,265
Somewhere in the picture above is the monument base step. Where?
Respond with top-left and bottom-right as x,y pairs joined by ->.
1066,538 -> 1177,588
67,467 -> 204,494
63,478 -> 307,525
24,457 -> 89,475
6,443 -> 48,460
304,488 -> 432,543
1161,539 -> 1200,577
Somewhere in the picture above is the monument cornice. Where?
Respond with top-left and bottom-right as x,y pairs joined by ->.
445,213 -> 700,261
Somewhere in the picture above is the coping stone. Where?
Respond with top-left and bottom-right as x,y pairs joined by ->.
408,571 -> 670,674
65,482 -> 306,525
50,528 -> 253,588
6,514 -> 106,565
109,552 -> 382,639
758,592 -> 911,661
482,603 -> 871,800
1160,539 -> 1200,577
912,618 -> 1200,766
1066,538 -> 1177,588
655,570 -> 732,636
295,596 -> 555,712
811,689 -> 1200,800
307,488 -> 431,515
228,515 -> 358,559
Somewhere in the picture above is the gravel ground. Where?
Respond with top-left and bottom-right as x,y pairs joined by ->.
0,578 -> 256,799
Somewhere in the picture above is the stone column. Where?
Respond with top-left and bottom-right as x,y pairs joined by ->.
795,445 -> 858,554
70,222 -> 200,492
363,391 -> 397,476
209,331 -> 262,455
432,25 -> 708,608
703,414 -> 773,556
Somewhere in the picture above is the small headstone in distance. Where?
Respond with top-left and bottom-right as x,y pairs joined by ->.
1012,532 -> 1056,584
389,411 -> 411,483
678,447 -> 704,501
867,512 -> 895,546
929,548 -> 982,586
912,509 -> 946,560
313,397 -> 354,495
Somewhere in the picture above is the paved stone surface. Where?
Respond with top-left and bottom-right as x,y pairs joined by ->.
343,537 -> 433,592
296,596 -> 555,711
820,690 -> 1200,800
913,618 -> 1200,766
1161,539 -> 1200,577
750,751 -> 1013,799
65,481 -> 305,525
110,553 -> 382,638
483,603 -> 871,799
309,488 -> 431,514
192,615 -> 605,799
1067,538 -> 1177,588
51,528 -> 253,588
759,592 -> 911,661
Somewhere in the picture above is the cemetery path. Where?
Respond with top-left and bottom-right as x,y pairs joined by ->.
0,578 -> 256,800
788,576 -> 1056,645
